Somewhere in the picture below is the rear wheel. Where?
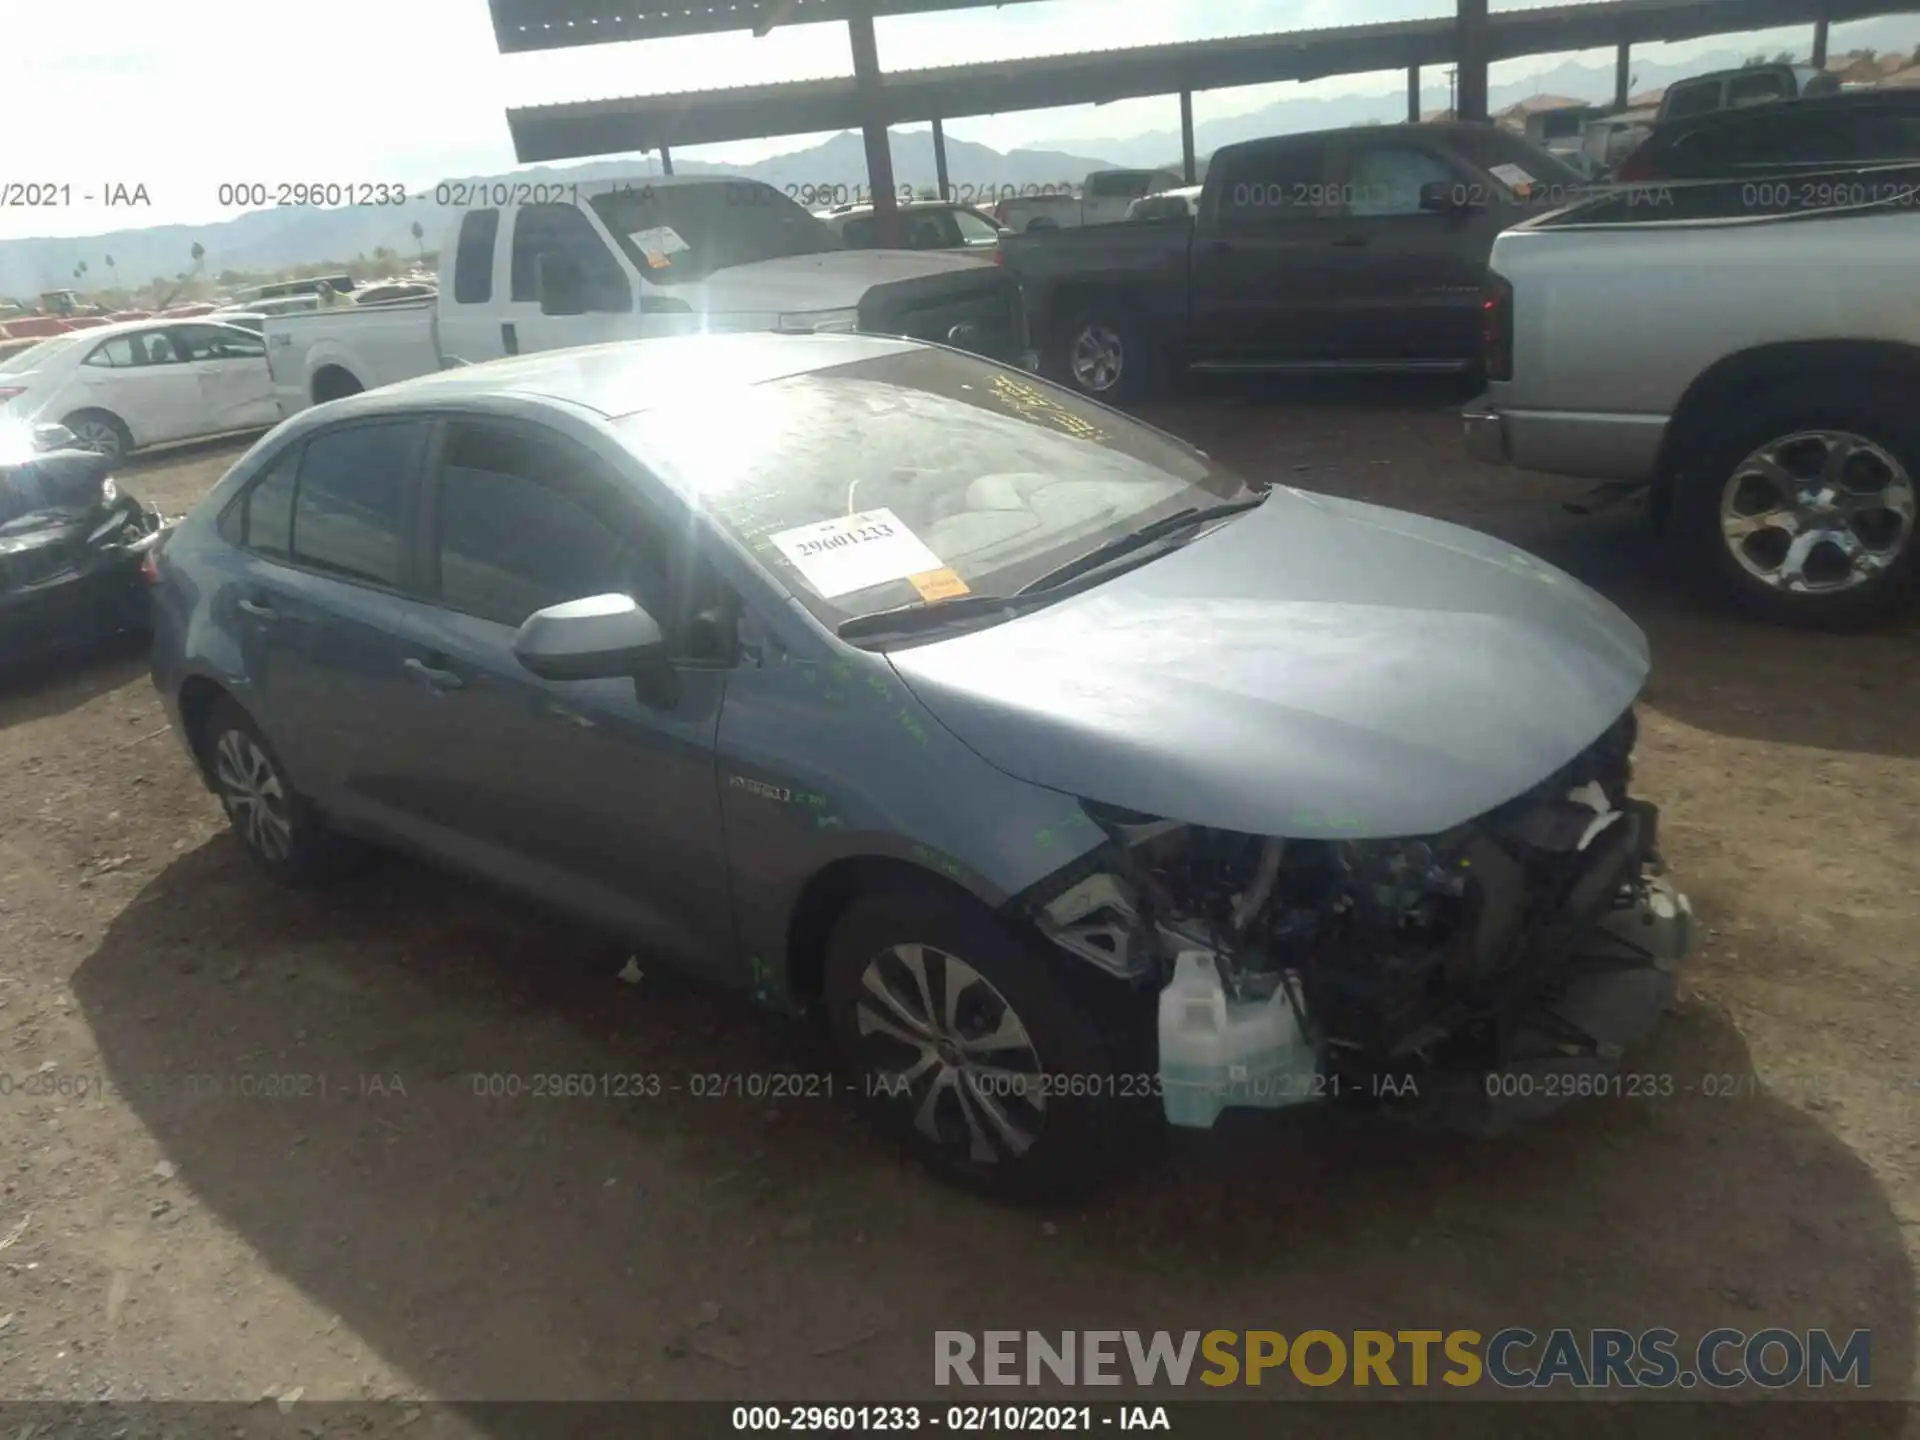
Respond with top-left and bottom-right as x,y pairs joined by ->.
62,409 -> 132,462
823,883 -> 1152,1202
199,698 -> 351,886
1670,387 -> 1920,628
1056,305 -> 1155,405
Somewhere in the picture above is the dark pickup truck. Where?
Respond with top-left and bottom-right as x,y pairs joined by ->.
1003,122 -> 1590,401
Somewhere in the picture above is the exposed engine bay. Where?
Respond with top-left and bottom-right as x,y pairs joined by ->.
1030,708 -> 1694,1121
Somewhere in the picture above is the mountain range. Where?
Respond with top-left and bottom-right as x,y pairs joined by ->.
4,18 -> 1915,296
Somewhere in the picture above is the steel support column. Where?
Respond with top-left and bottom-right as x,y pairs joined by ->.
1179,90 -> 1196,184
1614,42 -> 1631,108
1408,64 -> 1421,122
659,145 -> 674,175
847,1 -> 899,244
932,115 -> 950,200
1456,0 -> 1489,122
1812,13 -> 1831,66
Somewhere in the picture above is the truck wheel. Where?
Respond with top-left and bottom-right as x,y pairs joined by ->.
822,880 -> 1154,1202
1671,387 -> 1920,628
1057,307 -> 1153,404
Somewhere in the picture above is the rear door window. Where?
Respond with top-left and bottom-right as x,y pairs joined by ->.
1215,141 -> 1334,221
1665,81 -> 1725,120
289,421 -> 426,588
225,448 -> 300,557
1726,71 -> 1786,108
509,203 -> 630,307
452,209 -> 499,303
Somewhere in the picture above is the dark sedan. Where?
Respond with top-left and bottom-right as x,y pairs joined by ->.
1,427 -> 168,667
149,333 -> 1694,1199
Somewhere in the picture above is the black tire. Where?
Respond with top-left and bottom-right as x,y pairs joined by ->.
198,697 -> 349,887
61,409 -> 133,462
1669,385 -> 1920,629
823,882 -> 1154,1202
1053,304 -> 1156,405
312,368 -> 364,405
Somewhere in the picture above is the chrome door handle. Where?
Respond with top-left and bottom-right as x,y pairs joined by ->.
236,598 -> 277,619
403,657 -> 466,692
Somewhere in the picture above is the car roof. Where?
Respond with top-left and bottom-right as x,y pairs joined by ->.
317,332 -> 926,423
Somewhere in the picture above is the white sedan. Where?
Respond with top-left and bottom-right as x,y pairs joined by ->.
0,318 -> 277,461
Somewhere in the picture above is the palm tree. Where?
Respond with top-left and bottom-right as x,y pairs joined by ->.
410,220 -> 426,265
104,253 -> 118,285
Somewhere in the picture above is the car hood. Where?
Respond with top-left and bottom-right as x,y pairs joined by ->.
884,489 -> 1650,840
691,248 -> 995,314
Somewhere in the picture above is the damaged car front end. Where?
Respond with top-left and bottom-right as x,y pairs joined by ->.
1027,704 -> 1693,1133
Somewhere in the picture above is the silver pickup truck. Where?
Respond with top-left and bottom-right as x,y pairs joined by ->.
1464,169 -> 1920,627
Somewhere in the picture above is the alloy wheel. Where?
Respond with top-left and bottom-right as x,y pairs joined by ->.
213,728 -> 294,862
1719,429 -> 1917,595
853,942 -> 1046,1166
1069,324 -> 1124,393
67,419 -> 124,460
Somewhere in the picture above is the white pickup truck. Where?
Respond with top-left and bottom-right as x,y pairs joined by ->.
992,168 -> 1186,233
265,174 -> 1031,416
1463,166 -> 1920,627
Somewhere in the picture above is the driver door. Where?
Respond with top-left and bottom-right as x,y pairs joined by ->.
390,414 -> 736,973
497,202 -> 650,358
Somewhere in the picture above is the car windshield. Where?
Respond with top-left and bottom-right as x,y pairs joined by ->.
621,347 -> 1253,629
590,182 -> 842,285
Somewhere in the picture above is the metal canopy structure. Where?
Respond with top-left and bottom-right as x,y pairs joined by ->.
490,0 -> 1058,48
493,0 -> 1912,223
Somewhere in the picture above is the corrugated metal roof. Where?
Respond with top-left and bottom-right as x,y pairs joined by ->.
504,0 -> 1916,160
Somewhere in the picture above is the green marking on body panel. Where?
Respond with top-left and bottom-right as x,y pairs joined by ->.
910,844 -> 966,881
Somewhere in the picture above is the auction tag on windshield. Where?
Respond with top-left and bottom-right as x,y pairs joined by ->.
909,567 -> 970,602
770,508 -> 945,599
1488,163 -> 1536,194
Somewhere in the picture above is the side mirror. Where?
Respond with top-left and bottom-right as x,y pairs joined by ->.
513,593 -> 666,682
1419,181 -> 1471,213
32,422 -> 77,452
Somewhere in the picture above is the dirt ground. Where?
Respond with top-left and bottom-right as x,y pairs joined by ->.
1,381 -> 1917,1429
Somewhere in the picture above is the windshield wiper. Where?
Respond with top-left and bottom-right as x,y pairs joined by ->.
835,591 -> 1061,643
1013,491 -> 1269,596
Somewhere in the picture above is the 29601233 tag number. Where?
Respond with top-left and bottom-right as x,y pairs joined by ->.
794,521 -> 895,557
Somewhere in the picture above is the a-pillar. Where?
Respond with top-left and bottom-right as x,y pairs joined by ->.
847,0 -> 899,244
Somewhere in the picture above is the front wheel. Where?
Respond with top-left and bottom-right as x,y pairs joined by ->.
1671,390 -> 1920,628
823,884 -> 1152,1201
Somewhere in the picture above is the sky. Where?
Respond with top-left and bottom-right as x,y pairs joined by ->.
6,0 -> 1915,240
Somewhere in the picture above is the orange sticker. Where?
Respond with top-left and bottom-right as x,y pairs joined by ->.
909,568 -> 970,601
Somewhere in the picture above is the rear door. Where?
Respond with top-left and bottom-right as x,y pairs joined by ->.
1186,137 -> 1343,366
433,208 -> 504,364
1317,134 -> 1502,365
393,415 -> 735,968
71,331 -> 203,445
170,323 -> 276,432
220,419 -> 432,824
